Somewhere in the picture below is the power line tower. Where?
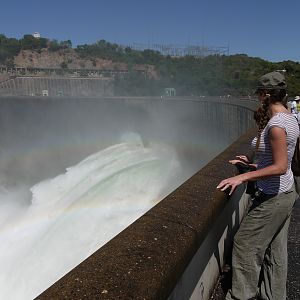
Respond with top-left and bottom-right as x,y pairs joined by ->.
123,42 -> 229,58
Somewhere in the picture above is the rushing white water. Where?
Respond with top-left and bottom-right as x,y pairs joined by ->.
0,133 -> 182,300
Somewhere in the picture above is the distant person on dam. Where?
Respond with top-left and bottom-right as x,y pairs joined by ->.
217,71 -> 299,300
290,96 -> 298,118
295,95 -> 300,123
293,96 -> 300,196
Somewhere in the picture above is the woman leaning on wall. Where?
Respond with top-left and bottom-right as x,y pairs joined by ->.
217,71 -> 299,300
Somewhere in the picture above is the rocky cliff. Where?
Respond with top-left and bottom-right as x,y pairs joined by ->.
13,49 -> 157,78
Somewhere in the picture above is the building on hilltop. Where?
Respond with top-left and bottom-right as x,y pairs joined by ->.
33,32 -> 41,39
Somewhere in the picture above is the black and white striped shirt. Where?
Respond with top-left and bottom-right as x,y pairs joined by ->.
257,112 -> 299,194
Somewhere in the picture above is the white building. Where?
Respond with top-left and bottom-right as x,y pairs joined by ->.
33,32 -> 41,39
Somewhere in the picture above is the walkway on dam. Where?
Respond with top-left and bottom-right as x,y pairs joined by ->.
211,198 -> 300,300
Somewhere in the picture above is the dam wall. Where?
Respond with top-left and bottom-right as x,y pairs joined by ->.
0,73 -> 10,82
0,76 -> 114,97
0,96 -> 255,299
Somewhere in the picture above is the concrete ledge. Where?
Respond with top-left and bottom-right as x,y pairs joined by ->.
36,127 -> 257,300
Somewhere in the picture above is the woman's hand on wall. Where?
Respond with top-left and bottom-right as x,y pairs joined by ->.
235,155 -> 250,163
216,175 -> 244,195
229,159 -> 248,166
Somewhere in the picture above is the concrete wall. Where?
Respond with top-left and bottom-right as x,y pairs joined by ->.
25,97 -> 257,300
168,181 -> 251,300
0,76 -> 114,97
0,73 -> 10,83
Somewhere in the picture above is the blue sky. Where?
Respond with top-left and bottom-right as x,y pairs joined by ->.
1,0 -> 299,62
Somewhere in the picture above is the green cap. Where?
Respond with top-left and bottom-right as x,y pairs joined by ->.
256,71 -> 287,90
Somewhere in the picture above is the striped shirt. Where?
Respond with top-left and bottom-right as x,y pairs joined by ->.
257,112 -> 299,194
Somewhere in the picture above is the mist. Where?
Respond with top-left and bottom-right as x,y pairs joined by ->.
0,97 -> 233,186
0,96 -> 251,299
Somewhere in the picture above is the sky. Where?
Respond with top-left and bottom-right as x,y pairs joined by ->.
1,0 -> 300,62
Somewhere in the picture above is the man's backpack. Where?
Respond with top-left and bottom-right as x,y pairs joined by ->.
292,128 -> 300,176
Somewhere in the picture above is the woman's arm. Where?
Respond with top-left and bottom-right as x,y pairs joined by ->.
217,127 -> 288,195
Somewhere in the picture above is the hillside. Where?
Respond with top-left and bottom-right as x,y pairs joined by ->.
1,34 -> 300,96
14,48 -> 124,69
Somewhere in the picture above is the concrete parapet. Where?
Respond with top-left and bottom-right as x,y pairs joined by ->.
0,76 -> 114,97
36,127 -> 257,300
0,73 -> 10,83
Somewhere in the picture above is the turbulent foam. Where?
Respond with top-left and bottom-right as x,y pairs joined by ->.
0,136 -> 181,300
